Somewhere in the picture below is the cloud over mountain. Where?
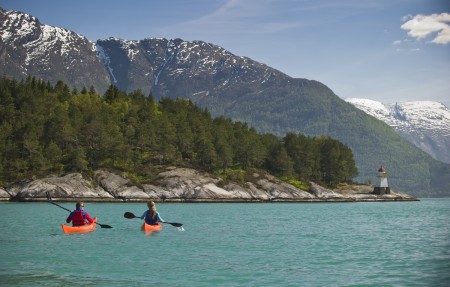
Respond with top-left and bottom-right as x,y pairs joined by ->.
401,13 -> 450,44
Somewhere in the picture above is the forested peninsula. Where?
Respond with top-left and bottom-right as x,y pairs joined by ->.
0,77 -> 416,202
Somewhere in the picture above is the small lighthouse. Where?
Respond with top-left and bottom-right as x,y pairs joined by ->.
373,166 -> 390,195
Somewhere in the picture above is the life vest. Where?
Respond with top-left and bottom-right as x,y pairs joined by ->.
72,210 -> 87,226
145,211 -> 158,225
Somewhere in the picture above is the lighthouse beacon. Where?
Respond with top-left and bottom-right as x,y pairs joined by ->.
373,166 -> 390,195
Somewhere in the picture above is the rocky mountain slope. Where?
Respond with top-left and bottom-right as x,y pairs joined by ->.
346,99 -> 450,164
1,7 -> 450,196
0,8 -> 110,93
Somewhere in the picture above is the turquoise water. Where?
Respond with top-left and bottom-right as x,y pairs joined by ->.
1,199 -> 449,286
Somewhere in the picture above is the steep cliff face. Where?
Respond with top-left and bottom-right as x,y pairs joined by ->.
96,37 -> 286,108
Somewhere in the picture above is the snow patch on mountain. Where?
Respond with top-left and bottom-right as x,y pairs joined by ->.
1,11 -> 37,40
390,101 -> 450,132
96,43 -> 117,83
346,99 -> 450,132
2,9 -> 93,70
346,98 -> 450,163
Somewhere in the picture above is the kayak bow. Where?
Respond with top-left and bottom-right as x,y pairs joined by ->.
141,222 -> 162,235
61,217 -> 97,234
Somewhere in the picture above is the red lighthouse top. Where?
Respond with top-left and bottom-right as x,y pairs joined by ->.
378,166 -> 385,172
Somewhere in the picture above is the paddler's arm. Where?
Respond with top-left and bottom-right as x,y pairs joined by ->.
66,212 -> 73,223
156,212 -> 165,222
85,212 -> 94,223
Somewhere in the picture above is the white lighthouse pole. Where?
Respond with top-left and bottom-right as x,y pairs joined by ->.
374,166 -> 390,194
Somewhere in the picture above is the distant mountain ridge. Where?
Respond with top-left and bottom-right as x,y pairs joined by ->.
1,7 -> 450,196
346,99 -> 450,164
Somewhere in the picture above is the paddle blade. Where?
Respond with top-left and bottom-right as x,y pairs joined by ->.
164,222 -> 183,227
124,212 -> 137,219
98,223 -> 113,228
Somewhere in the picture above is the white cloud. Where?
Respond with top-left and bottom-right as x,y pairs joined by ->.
401,13 -> 450,44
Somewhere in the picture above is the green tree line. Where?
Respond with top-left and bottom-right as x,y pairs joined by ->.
0,76 -> 358,187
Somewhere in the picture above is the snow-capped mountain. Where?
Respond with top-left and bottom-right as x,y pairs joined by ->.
345,98 -> 450,164
95,37 -> 282,102
0,8 -> 111,93
1,8 -> 282,97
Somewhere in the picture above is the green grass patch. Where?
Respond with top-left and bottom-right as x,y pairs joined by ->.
282,177 -> 310,191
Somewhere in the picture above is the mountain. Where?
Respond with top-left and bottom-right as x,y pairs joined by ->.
345,99 -> 450,164
1,8 -> 450,196
0,8 -> 110,93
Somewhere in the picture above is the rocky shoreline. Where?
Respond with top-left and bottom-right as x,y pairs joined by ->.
0,167 -> 418,202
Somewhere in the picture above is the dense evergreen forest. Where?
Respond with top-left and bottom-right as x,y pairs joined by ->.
0,76 -> 358,188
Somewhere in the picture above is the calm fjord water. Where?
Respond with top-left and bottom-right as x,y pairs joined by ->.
1,199 -> 449,287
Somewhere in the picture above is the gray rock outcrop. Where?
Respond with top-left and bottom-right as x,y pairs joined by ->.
0,187 -> 11,201
2,167 -> 418,202
7,173 -> 114,201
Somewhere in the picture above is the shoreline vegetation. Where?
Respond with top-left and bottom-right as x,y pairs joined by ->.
1,77 -> 358,194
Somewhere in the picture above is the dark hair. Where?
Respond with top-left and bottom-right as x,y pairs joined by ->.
76,201 -> 84,208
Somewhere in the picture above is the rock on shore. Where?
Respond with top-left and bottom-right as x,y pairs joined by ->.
0,167 -> 418,202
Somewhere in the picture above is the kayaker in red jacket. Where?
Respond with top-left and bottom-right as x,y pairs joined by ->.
140,201 -> 164,225
66,201 -> 94,226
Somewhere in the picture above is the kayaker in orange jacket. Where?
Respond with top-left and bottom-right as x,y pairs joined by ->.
140,201 -> 164,225
66,201 -> 94,226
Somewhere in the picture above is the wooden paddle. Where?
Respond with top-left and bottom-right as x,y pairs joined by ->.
46,192 -> 112,228
124,211 -> 183,227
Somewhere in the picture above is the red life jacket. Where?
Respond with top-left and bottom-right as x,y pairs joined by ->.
72,210 -> 87,226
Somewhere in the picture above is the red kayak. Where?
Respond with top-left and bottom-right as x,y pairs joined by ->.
61,218 -> 97,234
141,222 -> 162,235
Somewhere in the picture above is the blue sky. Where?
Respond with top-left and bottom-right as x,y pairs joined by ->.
1,0 -> 449,107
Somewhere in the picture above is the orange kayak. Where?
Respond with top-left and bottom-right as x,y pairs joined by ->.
141,222 -> 162,234
61,218 -> 97,234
